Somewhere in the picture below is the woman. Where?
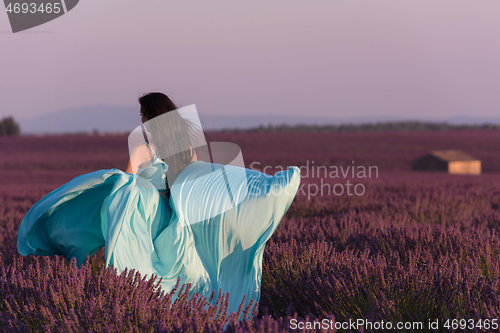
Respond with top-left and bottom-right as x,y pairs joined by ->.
17,92 -> 301,317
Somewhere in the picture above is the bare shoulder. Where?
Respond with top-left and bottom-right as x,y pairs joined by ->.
130,143 -> 154,162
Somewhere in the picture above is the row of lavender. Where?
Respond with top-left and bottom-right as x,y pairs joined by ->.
2,130 -> 500,173
2,172 -> 500,332
1,132 -> 500,332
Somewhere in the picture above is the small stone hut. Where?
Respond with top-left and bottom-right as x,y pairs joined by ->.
412,150 -> 481,175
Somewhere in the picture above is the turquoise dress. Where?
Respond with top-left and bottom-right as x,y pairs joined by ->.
17,143 -> 301,316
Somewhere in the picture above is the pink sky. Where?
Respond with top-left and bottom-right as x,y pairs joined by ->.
1,0 -> 500,121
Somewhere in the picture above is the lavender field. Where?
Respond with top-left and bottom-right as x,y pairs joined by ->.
1,131 -> 500,332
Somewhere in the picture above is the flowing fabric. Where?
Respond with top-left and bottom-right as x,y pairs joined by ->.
17,144 -> 301,315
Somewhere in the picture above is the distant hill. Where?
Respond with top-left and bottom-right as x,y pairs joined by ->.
16,104 -> 500,134
18,105 -> 139,134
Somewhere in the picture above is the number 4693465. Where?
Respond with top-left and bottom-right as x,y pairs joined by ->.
5,3 -> 62,14
444,319 -> 498,330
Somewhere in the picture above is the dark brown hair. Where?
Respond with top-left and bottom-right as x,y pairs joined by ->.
138,92 -> 197,188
